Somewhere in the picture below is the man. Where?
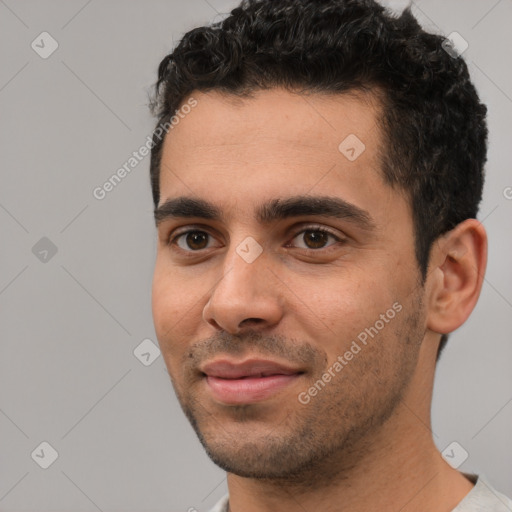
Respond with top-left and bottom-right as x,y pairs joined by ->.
148,0 -> 512,511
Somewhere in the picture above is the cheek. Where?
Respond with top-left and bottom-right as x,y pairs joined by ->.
152,267 -> 172,331
152,265 -> 192,348
289,268 -> 397,354
152,261 -> 215,363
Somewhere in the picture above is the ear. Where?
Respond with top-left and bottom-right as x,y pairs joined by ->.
425,219 -> 487,336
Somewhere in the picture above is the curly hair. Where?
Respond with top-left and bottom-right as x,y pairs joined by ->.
148,0 -> 488,360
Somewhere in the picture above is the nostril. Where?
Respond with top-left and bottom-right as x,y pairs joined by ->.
240,318 -> 264,327
206,318 -> 223,330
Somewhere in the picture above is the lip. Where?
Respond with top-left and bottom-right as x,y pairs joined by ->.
200,358 -> 304,379
200,358 -> 305,405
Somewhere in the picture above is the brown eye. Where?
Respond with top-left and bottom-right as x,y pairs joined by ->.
289,227 -> 340,250
302,230 -> 330,249
175,231 -> 212,251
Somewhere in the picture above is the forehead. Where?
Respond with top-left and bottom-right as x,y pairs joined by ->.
164,87 -> 381,154
157,87 -> 402,226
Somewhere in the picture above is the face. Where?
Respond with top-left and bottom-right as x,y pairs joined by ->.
152,88 -> 428,483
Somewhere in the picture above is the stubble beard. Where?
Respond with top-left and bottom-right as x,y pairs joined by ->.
170,295 -> 425,489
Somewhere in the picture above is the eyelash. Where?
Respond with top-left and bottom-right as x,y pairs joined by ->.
166,224 -> 344,255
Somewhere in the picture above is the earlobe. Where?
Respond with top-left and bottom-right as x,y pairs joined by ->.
426,219 -> 487,336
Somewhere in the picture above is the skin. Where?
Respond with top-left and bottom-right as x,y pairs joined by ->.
151,88 -> 487,512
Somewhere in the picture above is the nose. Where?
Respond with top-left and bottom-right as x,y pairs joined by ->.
202,242 -> 284,334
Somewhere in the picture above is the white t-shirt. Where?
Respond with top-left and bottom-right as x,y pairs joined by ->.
208,474 -> 512,512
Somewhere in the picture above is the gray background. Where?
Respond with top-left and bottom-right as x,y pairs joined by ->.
0,0 -> 511,510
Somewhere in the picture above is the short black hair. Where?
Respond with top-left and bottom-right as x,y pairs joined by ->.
148,0 -> 488,360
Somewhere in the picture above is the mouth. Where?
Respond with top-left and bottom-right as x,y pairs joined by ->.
200,358 -> 306,405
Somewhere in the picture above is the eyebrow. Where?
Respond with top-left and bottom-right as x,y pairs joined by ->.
154,195 -> 375,230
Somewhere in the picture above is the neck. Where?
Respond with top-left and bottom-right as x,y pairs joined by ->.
225,339 -> 474,512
